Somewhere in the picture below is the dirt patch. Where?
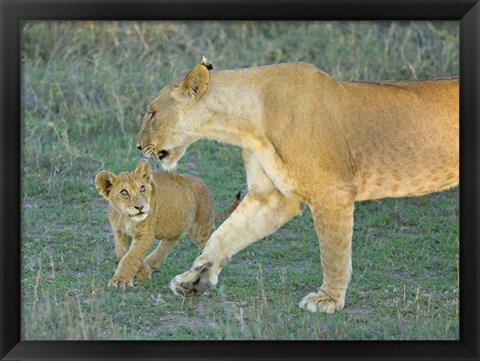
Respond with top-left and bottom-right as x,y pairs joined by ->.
144,313 -> 217,337
346,308 -> 373,319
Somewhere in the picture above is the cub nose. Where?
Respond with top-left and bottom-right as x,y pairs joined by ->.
136,144 -> 142,150
134,205 -> 144,212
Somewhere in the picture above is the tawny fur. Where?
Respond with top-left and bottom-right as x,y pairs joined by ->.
95,159 -> 240,289
136,59 -> 458,312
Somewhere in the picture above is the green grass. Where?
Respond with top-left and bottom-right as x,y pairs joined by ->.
21,21 -> 459,340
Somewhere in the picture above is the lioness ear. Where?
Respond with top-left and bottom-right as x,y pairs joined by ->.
201,56 -> 213,70
172,63 -> 210,104
135,159 -> 152,183
95,170 -> 117,199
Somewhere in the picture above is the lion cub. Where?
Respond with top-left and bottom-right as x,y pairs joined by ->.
95,159 -> 240,289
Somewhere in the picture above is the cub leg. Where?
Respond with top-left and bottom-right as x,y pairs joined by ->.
145,237 -> 179,269
299,193 -> 355,313
113,231 -> 131,260
112,231 -> 150,280
108,232 -> 154,288
136,261 -> 153,281
189,218 -> 215,250
169,191 -> 302,297
189,180 -> 216,250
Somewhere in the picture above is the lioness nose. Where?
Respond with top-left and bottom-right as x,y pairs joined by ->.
136,144 -> 142,150
159,150 -> 169,160
134,205 -> 144,211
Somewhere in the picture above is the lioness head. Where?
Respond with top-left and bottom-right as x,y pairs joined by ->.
136,57 -> 213,170
95,159 -> 153,222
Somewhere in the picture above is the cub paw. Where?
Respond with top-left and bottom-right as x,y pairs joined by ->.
169,262 -> 215,297
108,275 -> 134,289
298,291 -> 344,313
136,263 -> 152,280
145,257 -> 161,270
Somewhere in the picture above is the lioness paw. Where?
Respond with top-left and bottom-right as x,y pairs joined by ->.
108,276 -> 134,289
169,262 -> 216,297
298,291 -> 345,313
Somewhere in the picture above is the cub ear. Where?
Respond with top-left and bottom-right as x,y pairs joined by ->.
95,170 -> 117,199
135,159 -> 152,183
172,63 -> 210,104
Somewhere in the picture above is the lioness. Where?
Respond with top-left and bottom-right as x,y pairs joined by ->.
95,159 -> 240,289
136,58 -> 458,312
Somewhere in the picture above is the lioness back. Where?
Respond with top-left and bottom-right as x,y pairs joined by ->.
203,62 -> 458,201
242,63 -> 458,201
341,79 -> 458,200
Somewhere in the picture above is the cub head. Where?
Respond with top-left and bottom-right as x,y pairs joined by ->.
95,159 -> 154,222
136,57 -> 213,170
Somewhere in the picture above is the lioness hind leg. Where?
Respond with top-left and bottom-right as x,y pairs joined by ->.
145,238 -> 179,269
299,194 -> 354,313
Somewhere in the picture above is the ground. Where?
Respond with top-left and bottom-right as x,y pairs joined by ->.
21,21 -> 459,340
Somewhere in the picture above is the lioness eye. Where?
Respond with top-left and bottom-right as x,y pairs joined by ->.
140,185 -> 146,193
120,189 -> 129,197
149,112 -> 155,122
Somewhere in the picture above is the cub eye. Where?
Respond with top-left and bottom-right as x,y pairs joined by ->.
120,189 -> 129,197
149,112 -> 156,122
140,185 -> 146,193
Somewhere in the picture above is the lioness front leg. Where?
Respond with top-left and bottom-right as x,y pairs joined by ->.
109,233 -> 154,289
299,193 -> 354,313
170,191 -> 302,297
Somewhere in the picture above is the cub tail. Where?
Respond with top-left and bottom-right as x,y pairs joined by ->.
215,191 -> 242,222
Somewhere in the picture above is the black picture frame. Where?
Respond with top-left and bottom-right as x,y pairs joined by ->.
1,0 -> 479,360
